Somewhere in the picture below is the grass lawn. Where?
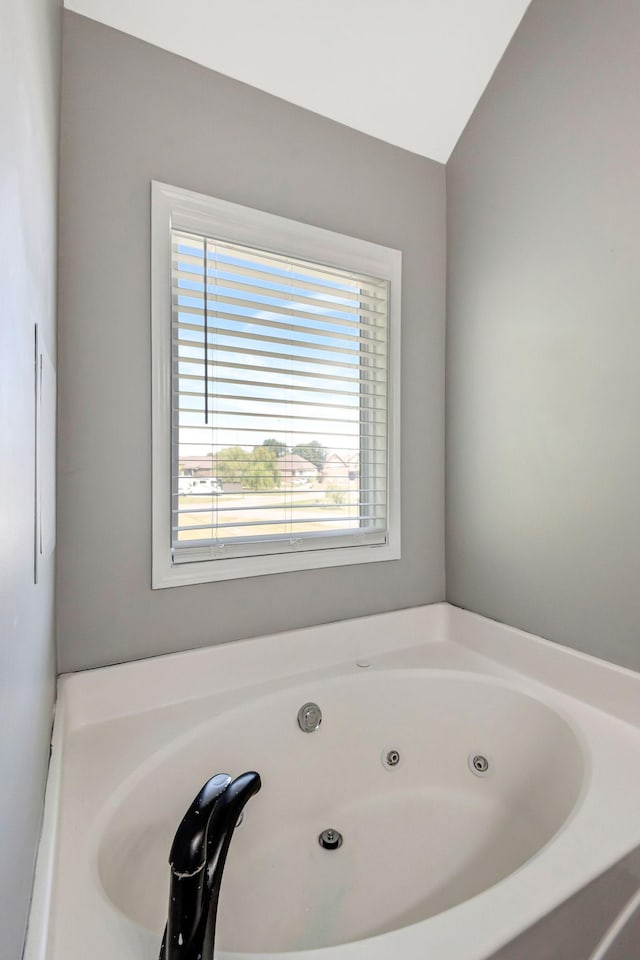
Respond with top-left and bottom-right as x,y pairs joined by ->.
176,487 -> 359,541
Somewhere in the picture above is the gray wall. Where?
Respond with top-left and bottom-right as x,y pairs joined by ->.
447,0 -> 640,670
0,1 -> 61,957
57,12 -> 446,673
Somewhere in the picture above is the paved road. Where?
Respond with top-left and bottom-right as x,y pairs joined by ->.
181,486 -> 353,509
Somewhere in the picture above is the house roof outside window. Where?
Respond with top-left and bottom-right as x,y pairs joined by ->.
276,454 -> 319,478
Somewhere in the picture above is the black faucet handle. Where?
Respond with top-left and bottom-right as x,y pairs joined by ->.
169,773 -> 232,875
207,770 -> 262,877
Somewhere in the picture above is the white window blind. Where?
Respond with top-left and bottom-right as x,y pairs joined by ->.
171,229 -> 390,564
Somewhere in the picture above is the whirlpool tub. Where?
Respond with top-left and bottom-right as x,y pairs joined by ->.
27,604 -> 640,960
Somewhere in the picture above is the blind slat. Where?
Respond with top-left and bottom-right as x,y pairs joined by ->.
172,288 -> 386,325
178,393 -> 363,412
177,503 -> 386,516
175,345 -> 387,374
175,424 -> 381,439
176,516 -> 386,533
174,358 -> 384,386
177,372 -> 385,399
173,306 -> 384,340
175,329 -> 372,360
174,404 -> 387,429
174,314 -> 385,346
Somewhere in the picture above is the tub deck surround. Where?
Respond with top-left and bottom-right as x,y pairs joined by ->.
27,603 -> 640,960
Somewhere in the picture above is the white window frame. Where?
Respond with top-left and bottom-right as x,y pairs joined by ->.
151,181 -> 401,588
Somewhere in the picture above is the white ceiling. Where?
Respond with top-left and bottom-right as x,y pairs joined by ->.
64,0 -> 531,162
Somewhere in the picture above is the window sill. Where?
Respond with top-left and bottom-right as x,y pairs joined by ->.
152,539 -> 401,588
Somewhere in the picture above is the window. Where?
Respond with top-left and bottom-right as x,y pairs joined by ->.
151,182 -> 400,586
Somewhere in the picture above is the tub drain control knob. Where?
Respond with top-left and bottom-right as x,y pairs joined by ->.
298,702 -> 322,732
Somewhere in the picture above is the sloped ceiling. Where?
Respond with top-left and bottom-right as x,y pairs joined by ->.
64,0 -> 531,161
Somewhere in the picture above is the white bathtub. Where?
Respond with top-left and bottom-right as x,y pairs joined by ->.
26,603 -> 640,960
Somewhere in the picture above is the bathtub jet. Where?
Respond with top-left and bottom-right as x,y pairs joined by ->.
159,771 -> 262,960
